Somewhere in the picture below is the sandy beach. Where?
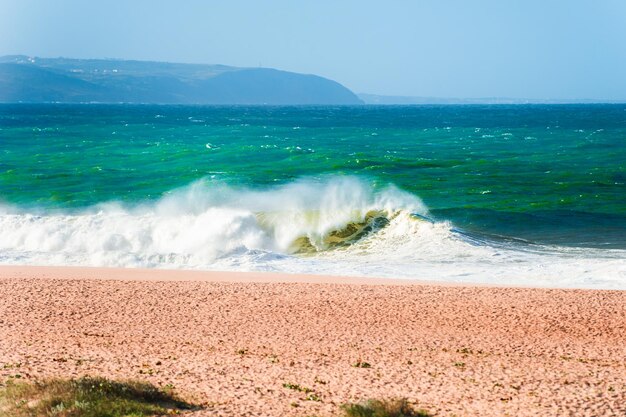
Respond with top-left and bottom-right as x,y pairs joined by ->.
1,266 -> 625,416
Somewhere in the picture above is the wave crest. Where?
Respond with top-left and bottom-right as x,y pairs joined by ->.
0,176 -> 427,267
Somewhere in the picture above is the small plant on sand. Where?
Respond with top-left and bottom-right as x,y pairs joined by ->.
341,398 -> 431,417
2,362 -> 22,369
352,360 -> 372,368
314,376 -> 328,385
306,393 -> 322,402
0,376 -> 195,417
282,382 -> 314,393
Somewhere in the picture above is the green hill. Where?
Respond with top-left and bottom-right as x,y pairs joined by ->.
0,56 -> 362,105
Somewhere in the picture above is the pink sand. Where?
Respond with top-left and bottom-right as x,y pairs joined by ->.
1,266 -> 625,416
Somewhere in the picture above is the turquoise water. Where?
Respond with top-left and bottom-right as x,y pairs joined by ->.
1,104 -> 625,287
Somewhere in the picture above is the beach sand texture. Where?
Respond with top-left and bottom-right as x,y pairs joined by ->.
1,267 -> 625,416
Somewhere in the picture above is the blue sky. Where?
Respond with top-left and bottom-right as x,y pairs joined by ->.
1,0 -> 625,100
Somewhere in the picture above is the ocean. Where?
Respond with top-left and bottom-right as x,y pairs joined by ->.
1,103 -> 625,288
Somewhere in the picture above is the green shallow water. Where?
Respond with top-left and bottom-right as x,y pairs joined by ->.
1,103 -> 625,248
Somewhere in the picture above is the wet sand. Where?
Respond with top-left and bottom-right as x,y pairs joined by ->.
1,266 -> 625,416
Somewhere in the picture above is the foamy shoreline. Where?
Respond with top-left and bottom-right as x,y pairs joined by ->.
0,265 -> 512,287
1,266 -> 625,416
0,265 -> 432,285
0,265 -> 620,290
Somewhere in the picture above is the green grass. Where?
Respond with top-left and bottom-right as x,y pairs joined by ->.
0,376 -> 195,417
341,399 -> 431,417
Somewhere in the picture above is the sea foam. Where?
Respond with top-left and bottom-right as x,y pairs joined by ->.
1,176 -> 625,289
0,176 -> 425,266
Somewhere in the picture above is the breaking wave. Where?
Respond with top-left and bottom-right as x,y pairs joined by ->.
0,176 -> 425,265
1,176 -> 625,289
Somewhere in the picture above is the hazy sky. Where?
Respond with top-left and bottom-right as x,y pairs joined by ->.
2,0 -> 626,99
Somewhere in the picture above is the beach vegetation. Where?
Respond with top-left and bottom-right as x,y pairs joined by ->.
352,360 -> 372,368
282,382 -> 314,393
2,362 -> 22,369
340,398 -> 431,417
137,368 -> 155,376
0,376 -> 195,417
306,393 -> 322,402
314,376 -> 328,385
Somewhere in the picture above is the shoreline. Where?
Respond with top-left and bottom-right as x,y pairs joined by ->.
1,265 -> 625,416
0,264 -> 436,286
0,264 -> 619,291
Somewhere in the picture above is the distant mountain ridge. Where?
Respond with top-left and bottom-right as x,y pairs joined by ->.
0,55 -> 363,105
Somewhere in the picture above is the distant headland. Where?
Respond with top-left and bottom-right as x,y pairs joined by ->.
0,55 -> 363,105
